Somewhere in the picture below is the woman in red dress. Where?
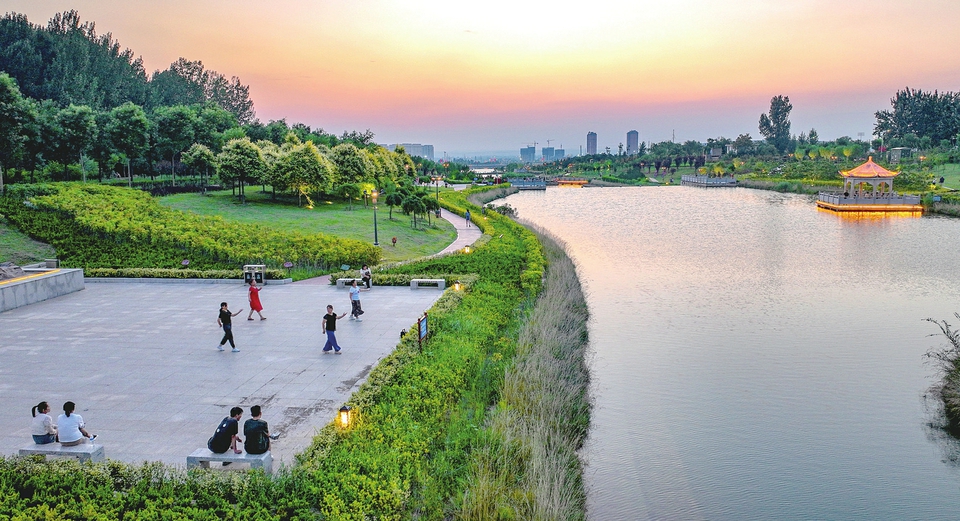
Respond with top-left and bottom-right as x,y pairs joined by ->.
247,280 -> 266,320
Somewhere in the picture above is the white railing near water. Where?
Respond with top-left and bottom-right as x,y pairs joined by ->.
681,175 -> 737,187
816,193 -> 922,206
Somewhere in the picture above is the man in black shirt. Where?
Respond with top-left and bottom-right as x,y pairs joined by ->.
208,407 -> 243,454
243,405 -> 279,455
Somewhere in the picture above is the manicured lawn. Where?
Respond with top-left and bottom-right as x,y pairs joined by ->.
159,189 -> 457,263
0,216 -> 55,264
934,162 -> 960,190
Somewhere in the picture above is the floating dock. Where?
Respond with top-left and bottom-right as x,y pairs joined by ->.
681,175 -> 737,187
556,178 -> 588,187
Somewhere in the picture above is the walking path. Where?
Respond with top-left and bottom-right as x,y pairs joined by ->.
293,202 -> 481,286
0,282 -> 442,468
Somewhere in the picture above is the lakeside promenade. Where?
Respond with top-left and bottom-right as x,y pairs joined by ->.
0,209 -> 480,468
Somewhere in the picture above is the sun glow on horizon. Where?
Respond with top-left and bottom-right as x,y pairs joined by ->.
5,0 -> 960,150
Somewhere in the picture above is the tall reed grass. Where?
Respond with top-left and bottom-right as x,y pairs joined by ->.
458,224 -> 591,520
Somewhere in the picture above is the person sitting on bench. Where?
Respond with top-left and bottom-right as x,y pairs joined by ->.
243,405 -> 279,455
30,401 -> 58,444
208,407 -> 243,455
58,401 -> 96,446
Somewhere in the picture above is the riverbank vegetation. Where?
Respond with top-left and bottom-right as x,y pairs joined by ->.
926,314 -> 960,429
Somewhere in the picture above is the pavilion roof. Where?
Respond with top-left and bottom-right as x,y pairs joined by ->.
840,157 -> 899,178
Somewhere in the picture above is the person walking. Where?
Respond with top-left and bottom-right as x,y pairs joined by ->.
464,209 -> 471,227
217,302 -> 243,352
348,280 -> 368,321
247,280 -> 266,321
322,305 -> 347,354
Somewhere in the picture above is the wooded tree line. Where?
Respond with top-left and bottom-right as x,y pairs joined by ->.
0,11 -> 254,122
874,87 -> 960,147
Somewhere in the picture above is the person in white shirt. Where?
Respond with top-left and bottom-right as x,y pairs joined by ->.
348,279 -> 368,321
57,401 -> 96,446
30,401 -> 58,444
360,265 -> 373,289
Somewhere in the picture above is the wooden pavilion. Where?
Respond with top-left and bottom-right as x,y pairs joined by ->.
816,157 -> 922,212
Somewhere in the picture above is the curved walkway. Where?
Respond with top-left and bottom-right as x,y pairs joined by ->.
294,203 -> 481,286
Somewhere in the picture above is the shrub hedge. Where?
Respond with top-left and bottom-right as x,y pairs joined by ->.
0,183 -> 380,273
84,267 -> 288,280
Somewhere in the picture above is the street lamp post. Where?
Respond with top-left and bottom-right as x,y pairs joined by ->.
433,175 -> 440,201
372,190 -> 379,246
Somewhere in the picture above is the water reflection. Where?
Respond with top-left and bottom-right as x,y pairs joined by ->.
506,186 -> 960,521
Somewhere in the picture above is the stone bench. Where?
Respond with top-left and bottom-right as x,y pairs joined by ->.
19,442 -> 105,463
410,278 -> 445,290
335,277 -> 362,288
186,448 -> 273,474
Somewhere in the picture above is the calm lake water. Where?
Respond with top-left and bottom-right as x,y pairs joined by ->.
505,186 -> 960,521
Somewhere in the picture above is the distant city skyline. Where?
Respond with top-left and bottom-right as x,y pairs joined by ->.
6,1 -> 960,156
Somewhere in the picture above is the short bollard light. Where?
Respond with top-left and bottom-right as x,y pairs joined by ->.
454,280 -> 462,291
463,246 -> 471,254
338,405 -> 352,428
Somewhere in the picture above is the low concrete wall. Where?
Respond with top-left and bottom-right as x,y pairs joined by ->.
0,268 -> 85,313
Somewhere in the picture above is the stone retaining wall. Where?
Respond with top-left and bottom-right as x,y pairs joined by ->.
0,268 -> 85,313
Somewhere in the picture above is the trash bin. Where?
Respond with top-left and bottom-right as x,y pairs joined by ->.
243,264 -> 266,284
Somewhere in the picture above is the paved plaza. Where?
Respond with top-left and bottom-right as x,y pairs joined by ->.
0,281 -> 443,468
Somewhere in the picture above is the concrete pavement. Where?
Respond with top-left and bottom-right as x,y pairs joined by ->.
0,282 -> 442,468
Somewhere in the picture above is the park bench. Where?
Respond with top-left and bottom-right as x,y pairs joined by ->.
186,448 -> 273,474
19,442 -> 105,463
410,278 -> 445,290
336,277 -> 362,288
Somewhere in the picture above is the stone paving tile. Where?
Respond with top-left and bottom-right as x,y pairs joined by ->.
0,282 -> 442,468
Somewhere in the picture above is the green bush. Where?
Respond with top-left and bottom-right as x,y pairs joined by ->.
0,183 -> 380,272
84,267 -> 287,279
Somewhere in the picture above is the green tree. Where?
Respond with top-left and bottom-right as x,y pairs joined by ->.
55,104 -> 98,179
331,143 -> 373,185
217,137 -> 264,203
758,95 -> 793,153
105,102 -> 150,179
181,143 -> 216,189
153,105 -> 198,183
0,72 -> 38,190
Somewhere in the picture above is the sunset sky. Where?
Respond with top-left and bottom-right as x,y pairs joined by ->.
8,1 -> 960,156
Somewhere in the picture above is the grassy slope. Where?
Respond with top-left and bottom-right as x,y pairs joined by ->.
160,190 -> 457,263
0,216 -> 55,264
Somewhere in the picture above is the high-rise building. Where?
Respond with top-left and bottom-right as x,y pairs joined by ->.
554,149 -> 565,159
586,132 -> 597,155
627,130 -> 639,155
385,143 -> 435,161
520,146 -> 536,162
541,147 -> 555,162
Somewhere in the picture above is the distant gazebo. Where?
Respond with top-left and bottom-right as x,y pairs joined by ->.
840,156 -> 897,197
816,156 -> 922,212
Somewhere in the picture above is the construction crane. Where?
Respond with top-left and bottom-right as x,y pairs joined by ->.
545,139 -> 554,147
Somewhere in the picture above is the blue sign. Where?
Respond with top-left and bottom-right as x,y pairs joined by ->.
418,313 -> 428,343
